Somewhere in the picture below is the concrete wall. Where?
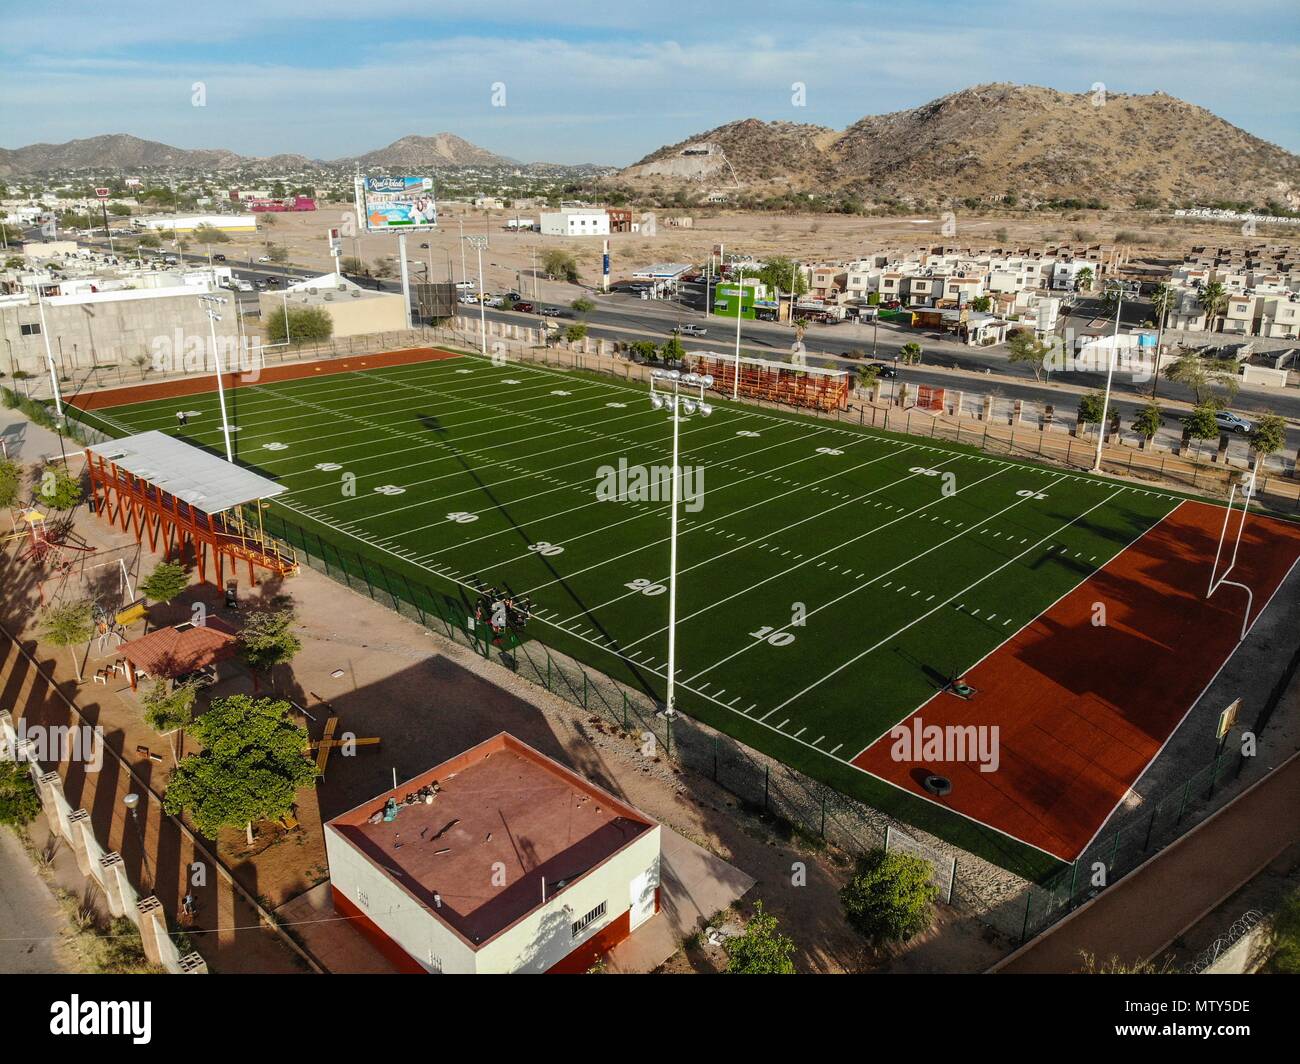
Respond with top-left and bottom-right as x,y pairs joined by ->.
0,710 -> 205,975
0,291 -> 240,377
259,291 -> 408,340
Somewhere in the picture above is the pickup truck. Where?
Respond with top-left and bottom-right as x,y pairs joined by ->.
679,324 -> 707,337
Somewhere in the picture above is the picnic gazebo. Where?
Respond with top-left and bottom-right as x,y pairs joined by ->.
119,618 -> 239,690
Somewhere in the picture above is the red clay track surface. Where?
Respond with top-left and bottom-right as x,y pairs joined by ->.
854,501 -> 1300,862
68,347 -> 461,410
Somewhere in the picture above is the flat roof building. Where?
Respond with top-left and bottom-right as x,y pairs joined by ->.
325,733 -> 662,973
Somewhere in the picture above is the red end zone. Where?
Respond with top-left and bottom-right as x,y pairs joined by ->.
68,347 -> 462,410
853,500 -> 1300,862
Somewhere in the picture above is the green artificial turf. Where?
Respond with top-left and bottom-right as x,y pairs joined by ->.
70,352 -> 1189,879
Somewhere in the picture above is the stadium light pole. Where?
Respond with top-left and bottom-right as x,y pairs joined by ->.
1091,280 -> 1134,474
199,294 -> 234,462
34,290 -> 64,420
648,369 -> 713,718
732,263 -> 744,400
465,235 -> 488,354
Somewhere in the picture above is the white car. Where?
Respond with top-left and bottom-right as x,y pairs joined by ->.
1214,411 -> 1254,435
679,324 -> 707,337
256,255 -> 271,263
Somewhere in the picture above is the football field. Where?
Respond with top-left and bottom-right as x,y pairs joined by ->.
67,348 -> 1300,877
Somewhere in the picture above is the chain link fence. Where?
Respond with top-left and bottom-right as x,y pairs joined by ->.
24,344 -> 1300,954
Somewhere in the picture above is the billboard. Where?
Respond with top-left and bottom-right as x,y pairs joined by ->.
357,176 -> 437,232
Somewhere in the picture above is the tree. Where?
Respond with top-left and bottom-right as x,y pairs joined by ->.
237,603 -> 302,687
723,901 -> 796,974
141,680 -> 198,763
970,295 -> 992,313
0,761 -> 40,826
571,297 -> 595,316
340,256 -> 365,275
137,232 -> 161,249
1077,391 -> 1107,426
1074,266 -> 1094,292
660,333 -> 686,365
1148,282 -> 1176,326
1197,281 -> 1227,331
268,245 -> 289,265
140,561 -> 190,605
1184,402 -> 1221,460
1132,402 -> 1163,447
856,363 -> 879,393
265,306 -> 333,346
756,256 -> 807,298
839,848 -> 938,945
0,457 -> 21,509
541,249 -> 579,283
38,599 -> 94,680
36,465 -> 82,510
372,258 -> 395,278
1006,331 -> 1052,382
1165,353 -> 1239,408
1248,413 -> 1286,470
898,341 -> 923,366
563,322 -> 588,343
162,694 -> 317,843
628,340 -> 658,362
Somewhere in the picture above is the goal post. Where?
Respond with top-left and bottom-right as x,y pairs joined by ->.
1206,468 -> 1258,642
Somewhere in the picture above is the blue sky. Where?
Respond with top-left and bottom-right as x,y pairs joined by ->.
2,0 -> 1297,163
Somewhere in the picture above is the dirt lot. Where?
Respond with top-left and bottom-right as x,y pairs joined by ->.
203,200 -> 1292,297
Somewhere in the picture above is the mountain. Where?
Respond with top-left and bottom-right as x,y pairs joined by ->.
0,134 -> 246,176
338,133 -> 517,170
614,84 -> 1300,208
0,132 -> 519,175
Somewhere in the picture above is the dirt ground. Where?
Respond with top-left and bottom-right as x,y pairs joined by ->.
198,200 -> 1289,299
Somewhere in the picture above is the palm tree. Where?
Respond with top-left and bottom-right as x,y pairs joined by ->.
1197,281 -> 1227,332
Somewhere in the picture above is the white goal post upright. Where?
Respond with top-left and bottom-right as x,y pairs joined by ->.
1206,468 -> 1258,642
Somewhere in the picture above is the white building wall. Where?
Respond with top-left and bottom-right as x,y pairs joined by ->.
324,825 -> 478,974
325,823 -> 661,974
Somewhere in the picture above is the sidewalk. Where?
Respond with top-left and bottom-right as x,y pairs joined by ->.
992,749 -> 1300,973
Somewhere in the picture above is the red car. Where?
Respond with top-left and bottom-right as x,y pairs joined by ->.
513,301 -> 535,313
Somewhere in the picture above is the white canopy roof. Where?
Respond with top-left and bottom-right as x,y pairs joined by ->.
88,430 -> 285,513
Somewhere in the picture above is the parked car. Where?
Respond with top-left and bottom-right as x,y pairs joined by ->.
256,255 -> 271,263
505,291 -> 521,301
679,323 -> 707,337
213,253 -> 227,262
485,296 -> 506,308
458,294 -> 478,304
264,276 -> 280,287
513,301 -> 535,313
541,306 -> 566,317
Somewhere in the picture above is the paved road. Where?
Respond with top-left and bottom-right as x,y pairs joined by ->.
0,827 -> 74,974
65,234 -> 1300,451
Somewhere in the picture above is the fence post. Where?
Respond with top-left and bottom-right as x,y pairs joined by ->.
1020,891 -> 1033,944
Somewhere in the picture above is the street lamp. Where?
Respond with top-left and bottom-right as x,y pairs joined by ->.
1091,280 -> 1136,474
465,235 -> 488,354
199,294 -> 234,462
648,369 -> 713,719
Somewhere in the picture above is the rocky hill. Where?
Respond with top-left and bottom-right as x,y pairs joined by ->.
339,133 -> 517,170
614,84 -> 1300,208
